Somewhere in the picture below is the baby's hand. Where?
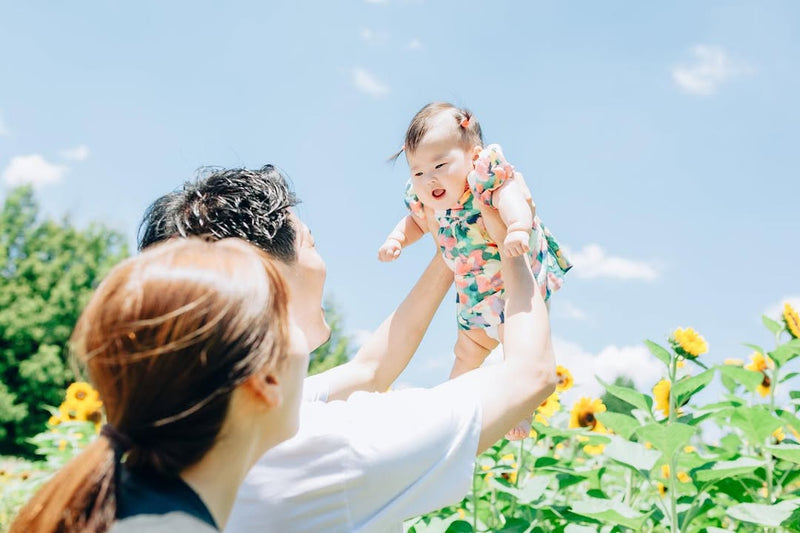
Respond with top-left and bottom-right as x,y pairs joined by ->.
503,229 -> 530,258
378,238 -> 403,262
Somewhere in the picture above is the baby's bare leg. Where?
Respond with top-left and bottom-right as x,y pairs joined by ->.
450,329 -> 498,379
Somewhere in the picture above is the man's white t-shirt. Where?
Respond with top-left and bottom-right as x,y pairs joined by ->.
226,376 -> 482,533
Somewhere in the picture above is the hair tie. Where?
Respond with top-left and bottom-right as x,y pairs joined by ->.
460,117 -> 470,128
101,424 -> 134,453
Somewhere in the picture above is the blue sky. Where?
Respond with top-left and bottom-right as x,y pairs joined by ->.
1,1 -> 798,412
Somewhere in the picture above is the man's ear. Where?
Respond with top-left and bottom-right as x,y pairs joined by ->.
242,371 -> 282,409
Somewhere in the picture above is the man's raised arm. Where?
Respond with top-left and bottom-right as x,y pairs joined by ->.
313,253 -> 453,401
438,252 -> 557,453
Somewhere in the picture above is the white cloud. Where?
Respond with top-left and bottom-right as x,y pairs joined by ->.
672,45 -> 752,96
555,300 -> 587,320
59,144 -> 90,161
407,38 -> 422,50
3,154 -> 66,188
0,111 -> 9,136
553,337 -> 662,400
351,328 -> 374,348
764,296 -> 800,321
485,337 -> 662,401
359,28 -> 388,44
566,244 -> 658,281
352,67 -> 389,98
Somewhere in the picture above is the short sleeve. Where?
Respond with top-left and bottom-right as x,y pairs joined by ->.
467,144 -> 515,207
341,385 -> 482,530
302,373 -> 330,402
228,385 -> 482,533
403,179 -> 426,221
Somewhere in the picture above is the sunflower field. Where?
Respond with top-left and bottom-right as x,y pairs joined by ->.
405,304 -> 800,532
2,304 -> 800,532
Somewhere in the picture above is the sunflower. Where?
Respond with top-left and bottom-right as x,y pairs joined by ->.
773,427 -> 786,442
653,379 -> 671,417
66,382 -> 99,404
745,352 -> 774,372
537,392 -> 561,418
657,482 -> 667,497
583,439 -> 606,456
784,303 -> 800,339
746,352 -> 774,398
569,397 -> 607,432
670,327 -> 708,359
555,365 -> 574,392
529,413 -> 549,439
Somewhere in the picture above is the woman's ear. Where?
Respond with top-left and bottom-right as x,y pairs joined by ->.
242,372 -> 283,409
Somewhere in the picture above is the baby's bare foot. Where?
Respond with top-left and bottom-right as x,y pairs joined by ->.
505,418 -> 531,441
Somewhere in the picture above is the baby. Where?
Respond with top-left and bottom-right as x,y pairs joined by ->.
379,102 -> 572,440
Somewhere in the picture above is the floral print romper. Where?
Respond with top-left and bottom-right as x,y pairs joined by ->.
404,144 -> 572,341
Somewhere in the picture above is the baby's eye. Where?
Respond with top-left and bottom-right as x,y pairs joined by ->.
413,171 -> 423,177
435,163 -> 446,169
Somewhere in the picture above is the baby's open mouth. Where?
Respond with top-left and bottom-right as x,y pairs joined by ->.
432,188 -> 446,199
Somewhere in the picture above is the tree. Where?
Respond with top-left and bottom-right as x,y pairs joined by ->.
0,186 -> 128,455
600,375 -> 637,416
308,298 -> 352,376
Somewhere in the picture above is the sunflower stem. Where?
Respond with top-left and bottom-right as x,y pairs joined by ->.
668,354 -> 680,533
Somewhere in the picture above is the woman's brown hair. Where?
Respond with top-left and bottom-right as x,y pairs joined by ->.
10,237 -> 290,533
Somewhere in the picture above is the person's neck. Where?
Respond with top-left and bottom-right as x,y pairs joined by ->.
179,427 -> 265,530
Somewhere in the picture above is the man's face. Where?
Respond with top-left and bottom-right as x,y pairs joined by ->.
274,212 -> 330,352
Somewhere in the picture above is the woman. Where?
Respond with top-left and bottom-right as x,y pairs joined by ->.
10,237 -> 308,532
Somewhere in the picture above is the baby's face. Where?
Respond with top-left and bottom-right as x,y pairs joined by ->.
407,123 -> 477,211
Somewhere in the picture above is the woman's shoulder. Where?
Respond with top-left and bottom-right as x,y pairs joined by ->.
110,512 -> 218,533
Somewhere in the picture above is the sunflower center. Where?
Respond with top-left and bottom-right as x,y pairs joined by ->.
579,412 -> 596,428
76,391 -> 86,400
762,374 -> 771,388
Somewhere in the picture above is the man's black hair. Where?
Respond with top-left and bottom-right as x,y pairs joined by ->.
138,165 -> 299,262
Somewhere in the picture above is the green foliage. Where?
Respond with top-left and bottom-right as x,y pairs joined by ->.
0,186 -> 127,456
308,298 -> 353,375
408,312 -> 800,532
600,376 -> 637,416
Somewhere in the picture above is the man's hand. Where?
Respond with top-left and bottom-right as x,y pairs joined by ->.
378,238 -> 403,262
503,229 -> 531,257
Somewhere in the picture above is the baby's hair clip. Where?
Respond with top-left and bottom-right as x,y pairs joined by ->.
460,117 -> 470,128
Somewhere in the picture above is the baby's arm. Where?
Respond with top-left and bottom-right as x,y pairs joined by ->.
493,178 -> 534,257
378,214 -> 427,262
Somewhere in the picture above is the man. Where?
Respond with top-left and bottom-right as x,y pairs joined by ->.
139,165 -> 556,532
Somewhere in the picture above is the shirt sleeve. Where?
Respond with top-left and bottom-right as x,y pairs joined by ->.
340,383 -> 482,530
227,382 -> 481,533
302,373 -> 330,402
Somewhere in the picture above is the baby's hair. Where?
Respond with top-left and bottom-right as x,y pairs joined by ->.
390,102 -> 484,161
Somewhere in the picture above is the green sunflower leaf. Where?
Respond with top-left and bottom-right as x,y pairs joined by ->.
728,499 -> 800,527
597,377 -> 653,414
674,368 -> 715,407
695,457 -> 762,482
762,315 -> 784,335
645,340 -> 672,368
718,365 -> 765,393
766,444 -> 800,464
730,406 -> 784,444
596,412 -> 639,439
634,422 -> 695,459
